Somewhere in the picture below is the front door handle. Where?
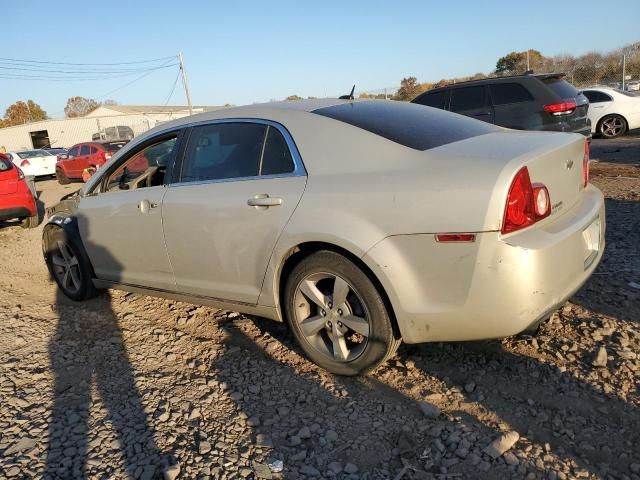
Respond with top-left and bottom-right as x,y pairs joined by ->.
247,194 -> 283,208
473,112 -> 491,117
138,199 -> 158,213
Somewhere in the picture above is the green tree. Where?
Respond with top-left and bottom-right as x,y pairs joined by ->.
496,51 -> 523,75
394,77 -> 422,101
1,100 -> 48,127
64,96 -> 101,117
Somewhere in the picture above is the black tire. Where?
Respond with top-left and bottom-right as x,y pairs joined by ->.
44,227 -> 98,301
284,250 -> 401,376
598,114 -> 627,139
20,214 -> 40,229
56,168 -> 71,185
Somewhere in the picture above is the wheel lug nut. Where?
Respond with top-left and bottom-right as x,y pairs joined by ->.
321,310 -> 326,316
337,309 -> 343,315
337,321 -> 343,328
328,302 -> 333,309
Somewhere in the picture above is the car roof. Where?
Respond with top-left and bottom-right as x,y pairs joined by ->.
414,73 -> 567,93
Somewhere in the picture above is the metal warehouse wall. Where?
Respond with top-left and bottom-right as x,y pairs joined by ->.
0,112 -> 191,151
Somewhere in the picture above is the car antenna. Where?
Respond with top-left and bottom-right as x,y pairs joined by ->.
339,85 -> 356,100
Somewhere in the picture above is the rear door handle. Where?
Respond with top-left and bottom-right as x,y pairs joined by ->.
138,199 -> 158,213
473,112 -> 491,117
247,194 -> 283,208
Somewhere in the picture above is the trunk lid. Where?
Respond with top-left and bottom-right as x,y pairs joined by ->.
431,130 -> 587,231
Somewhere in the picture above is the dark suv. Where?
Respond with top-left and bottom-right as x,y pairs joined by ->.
411,73 -> 591,137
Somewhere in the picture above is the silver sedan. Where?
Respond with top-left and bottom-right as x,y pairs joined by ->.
43,99 -> 605,375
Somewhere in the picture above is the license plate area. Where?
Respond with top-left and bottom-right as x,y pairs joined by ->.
582,216 -> 601,269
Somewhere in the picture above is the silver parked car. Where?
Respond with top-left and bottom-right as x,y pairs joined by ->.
43,99 -> 605,375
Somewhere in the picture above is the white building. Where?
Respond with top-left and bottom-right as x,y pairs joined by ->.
0,105 -> 223,151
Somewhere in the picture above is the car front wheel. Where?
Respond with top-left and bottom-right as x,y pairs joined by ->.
56,168 -> 71,185
44,227 -> 98,301
598,114 -> 627,138
284,250 -> 401,376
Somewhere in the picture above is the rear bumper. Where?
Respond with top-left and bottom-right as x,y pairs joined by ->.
363,185 -> 605,344
0,190 -> 37,221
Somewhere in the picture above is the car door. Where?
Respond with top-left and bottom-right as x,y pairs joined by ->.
162,120 -> 306,304
449,85 -> 494,124
582,90 -> 613,127
76,131 -> 183,290
67,144 -> 87,177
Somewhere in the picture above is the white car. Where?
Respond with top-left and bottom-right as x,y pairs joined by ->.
581,87 -> 640,138
625,81 -> 640,92
5,149 -> 57,178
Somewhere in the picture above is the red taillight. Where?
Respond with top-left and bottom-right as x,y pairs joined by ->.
543,100 -> 577,115
17,167 -> 25,180
103,152 -> 112,161
583,140 -> 589,187
20,159 -> 31,167
501,167 -> 551,234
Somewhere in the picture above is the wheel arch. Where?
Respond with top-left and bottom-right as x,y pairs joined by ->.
274,241 -> 402,340
42,215 -> 97,279
597,113 -> 628,135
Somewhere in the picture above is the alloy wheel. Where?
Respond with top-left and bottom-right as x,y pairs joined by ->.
601,117 -> 624,137
293,272 -> 371,362
51,240 -> 82,294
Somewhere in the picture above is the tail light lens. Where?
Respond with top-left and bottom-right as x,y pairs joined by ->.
103,152 -> 112,161
17,167 -> 25,179
583,140 -> 589,187
20,159 -> 31,167
502,167 -> 551,234
543,100 -> 577,116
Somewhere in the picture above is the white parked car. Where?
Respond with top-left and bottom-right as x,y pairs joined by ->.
5,149 -> 57,178
625,81 -> 640,92
582,87 -> 640,138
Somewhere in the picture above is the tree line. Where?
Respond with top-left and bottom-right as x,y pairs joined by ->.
0,96 -> 117,128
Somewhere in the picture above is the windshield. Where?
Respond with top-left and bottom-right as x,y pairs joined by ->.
17,150 -> 49,159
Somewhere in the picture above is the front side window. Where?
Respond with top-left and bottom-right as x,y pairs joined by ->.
180,123 -> 267,182
68,146 -> 79,158
80,145 -> 90,156
490,83 -> 534,105
105,136 -> 177,192
450,86 -> 487,112
260,126 -> 294,175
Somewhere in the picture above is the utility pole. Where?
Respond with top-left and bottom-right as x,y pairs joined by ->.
178,52 -> 193,115
622,54 -> 626,91
526,49 -> 530,71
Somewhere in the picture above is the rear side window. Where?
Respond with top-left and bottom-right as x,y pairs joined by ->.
540,77 -> 579,98
0,156 -> 12,171
180,123 -> 266,182
582,90 -> 612,103
90,146 -> 98,154
80,145 -> 90,155
450,86 -> 487,112
490,83 -> 534,105
260,126 -> 295,175
313,101 -> 498,151
413,90 -> 446,109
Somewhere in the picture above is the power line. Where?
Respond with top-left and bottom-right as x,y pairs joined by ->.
0,61 -> 177,74
163,67 -> 182,106
0,55 -> 176,66
93,62 -> 178,101
0,63 -> 178,81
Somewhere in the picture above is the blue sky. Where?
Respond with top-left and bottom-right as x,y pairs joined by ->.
2,0 -> 639,117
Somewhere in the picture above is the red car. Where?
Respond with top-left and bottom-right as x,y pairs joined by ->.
55,140 -> 128,184
0,153 -> 39,228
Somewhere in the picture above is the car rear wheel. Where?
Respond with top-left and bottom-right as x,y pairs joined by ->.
21,214 -> 39,229
45,227 -> 98,301
284,250 -> 401,376
598,114 -> 627,138
56,168 -> 71,185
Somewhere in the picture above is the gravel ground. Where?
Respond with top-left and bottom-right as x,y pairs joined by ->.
0,144 -> 638,480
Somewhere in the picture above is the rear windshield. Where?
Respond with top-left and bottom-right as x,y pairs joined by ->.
104,142 -> 128,152
540,77 -> 579,98
17,150 -> 49,159
312,101 -> 498,151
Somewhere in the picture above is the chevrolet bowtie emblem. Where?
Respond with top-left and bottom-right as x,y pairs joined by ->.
565,159 -> 574,170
